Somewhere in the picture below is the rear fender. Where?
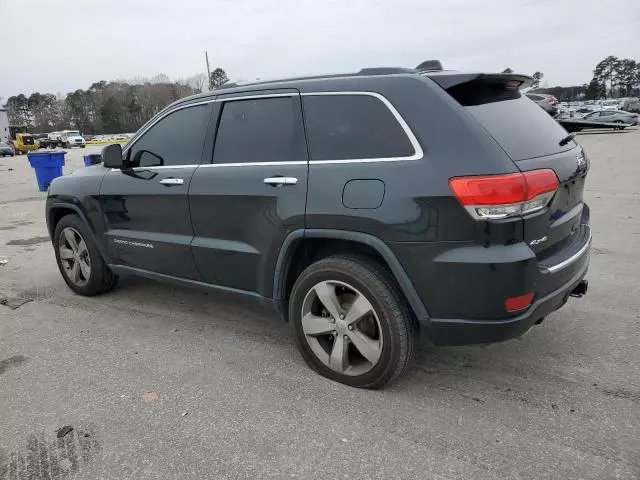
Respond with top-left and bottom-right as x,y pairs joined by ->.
272,229 -> 430,322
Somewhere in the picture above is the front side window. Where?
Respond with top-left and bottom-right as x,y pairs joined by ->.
128,104 -> 209,167
212,96 -> 305,164
302,94 -> 415,161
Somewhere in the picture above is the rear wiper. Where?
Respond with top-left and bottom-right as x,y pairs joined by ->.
559,133 -> 575,146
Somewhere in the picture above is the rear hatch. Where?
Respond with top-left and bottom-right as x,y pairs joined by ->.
430,72 -> 589,261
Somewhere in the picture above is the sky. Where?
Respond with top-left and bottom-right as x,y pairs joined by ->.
1,0 -> 639,100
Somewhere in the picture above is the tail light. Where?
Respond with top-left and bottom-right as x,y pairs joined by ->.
548,96 -> 558,105
449,169 -> 559,220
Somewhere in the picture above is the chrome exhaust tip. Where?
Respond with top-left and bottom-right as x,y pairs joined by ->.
570,279 -> 588,298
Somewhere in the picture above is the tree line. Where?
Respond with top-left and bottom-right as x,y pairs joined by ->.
532,56 -> 640,102
3,69 -> 229,135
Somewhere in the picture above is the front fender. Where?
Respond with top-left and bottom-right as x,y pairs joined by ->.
47,200 -> 113,264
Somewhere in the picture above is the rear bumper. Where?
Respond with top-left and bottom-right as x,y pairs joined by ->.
424,253 -> 589,346
388,216 -> 591,346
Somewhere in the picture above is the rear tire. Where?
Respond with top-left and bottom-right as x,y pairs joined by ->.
289,255 -> 418,389
53,214 -> 118,296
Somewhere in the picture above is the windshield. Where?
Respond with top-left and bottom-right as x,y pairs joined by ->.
65,131 -> 81,136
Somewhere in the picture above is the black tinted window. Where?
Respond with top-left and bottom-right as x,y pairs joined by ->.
302,95 -> 415,160
128,105 -> 208,167
213,97 -> 305,164
462,94 -> 575,161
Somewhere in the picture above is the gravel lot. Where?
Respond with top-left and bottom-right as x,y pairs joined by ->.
1,131 -> 639,480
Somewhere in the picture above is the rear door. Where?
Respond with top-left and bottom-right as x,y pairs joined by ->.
188,91 -> 308,295
100,102 -> 213,279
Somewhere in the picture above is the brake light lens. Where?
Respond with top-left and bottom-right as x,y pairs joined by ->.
449,169 -> 559,220
505,293 -> 534,312
548,96 -> 558,105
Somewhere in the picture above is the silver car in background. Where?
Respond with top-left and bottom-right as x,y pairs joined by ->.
582,110 -> 639,129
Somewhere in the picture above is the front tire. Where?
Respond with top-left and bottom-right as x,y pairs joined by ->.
289,255 -> 418,389
53,214 -> 118,296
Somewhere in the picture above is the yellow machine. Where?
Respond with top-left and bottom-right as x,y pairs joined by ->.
8,127 -> 40,154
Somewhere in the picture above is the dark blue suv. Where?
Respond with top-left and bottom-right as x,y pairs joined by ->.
46,62 -> 591,388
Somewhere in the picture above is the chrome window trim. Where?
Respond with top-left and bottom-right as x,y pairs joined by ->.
300,91 -> 424,165
109,161 -> 308,172
109,164 -> 199,172
200,161 -> 308,168
123,99 -> 215,156
215,92 -> 298,102
121,90 -> 424,169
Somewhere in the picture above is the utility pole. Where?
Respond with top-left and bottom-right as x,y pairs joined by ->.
205,51 -> 211,91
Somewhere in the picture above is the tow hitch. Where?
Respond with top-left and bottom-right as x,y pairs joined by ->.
570,280 -> 588,298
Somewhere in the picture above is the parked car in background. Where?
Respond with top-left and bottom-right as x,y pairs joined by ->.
59,130 -> 86,148
622,98 -> 640,113
46,64 -> 591,388
599,100 -> 620,110
526,93 -> 558,116
575,106 -> 597,116
582,110 -> 639,128
0,141 -> 15,156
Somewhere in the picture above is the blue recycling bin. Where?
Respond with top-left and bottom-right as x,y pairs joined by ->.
26,151 -> 66,191
83,153 -> 102,166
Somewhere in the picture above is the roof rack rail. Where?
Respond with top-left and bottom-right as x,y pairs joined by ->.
358,67 -> 416,76
216,82 -> 239,90
415,60 -> 443,72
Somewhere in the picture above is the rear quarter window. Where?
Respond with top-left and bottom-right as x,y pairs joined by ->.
464,95 -> 574,161
302,94 -> 415,160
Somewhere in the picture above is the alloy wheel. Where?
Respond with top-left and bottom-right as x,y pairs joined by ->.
59,227 -> 91,286
301,280 -> 383,376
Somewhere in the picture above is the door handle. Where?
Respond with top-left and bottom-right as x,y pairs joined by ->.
263,176 -> 298,186
159,178 -> 184,186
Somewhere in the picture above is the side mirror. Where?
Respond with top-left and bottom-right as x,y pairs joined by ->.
102,143 -> 123,169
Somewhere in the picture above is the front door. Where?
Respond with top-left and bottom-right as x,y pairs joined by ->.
188,91 -> 308,296
100,102 -> 213,279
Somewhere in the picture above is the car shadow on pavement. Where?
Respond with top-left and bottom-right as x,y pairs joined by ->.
99,275 -> 588,399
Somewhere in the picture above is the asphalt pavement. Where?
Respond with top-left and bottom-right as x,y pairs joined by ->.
1,132 -> 639,479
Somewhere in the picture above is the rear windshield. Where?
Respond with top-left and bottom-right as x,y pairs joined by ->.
446,81 -> 575,161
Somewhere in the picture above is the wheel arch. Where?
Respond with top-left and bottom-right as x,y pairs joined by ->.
272,229 -> 430,322
47,202 -> 112,263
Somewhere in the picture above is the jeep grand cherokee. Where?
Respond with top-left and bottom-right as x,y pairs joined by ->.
46,61 -> 591,388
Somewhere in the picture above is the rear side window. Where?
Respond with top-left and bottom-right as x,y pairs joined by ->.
128,104 -> 209,167
445,79 -> 575,161
302,94 -> 415,160
213,96 -> 306,164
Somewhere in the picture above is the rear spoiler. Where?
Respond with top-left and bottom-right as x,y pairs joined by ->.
425,72 -> 533,90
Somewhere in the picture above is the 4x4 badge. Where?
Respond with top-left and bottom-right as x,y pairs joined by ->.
530,236 -> 548,246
